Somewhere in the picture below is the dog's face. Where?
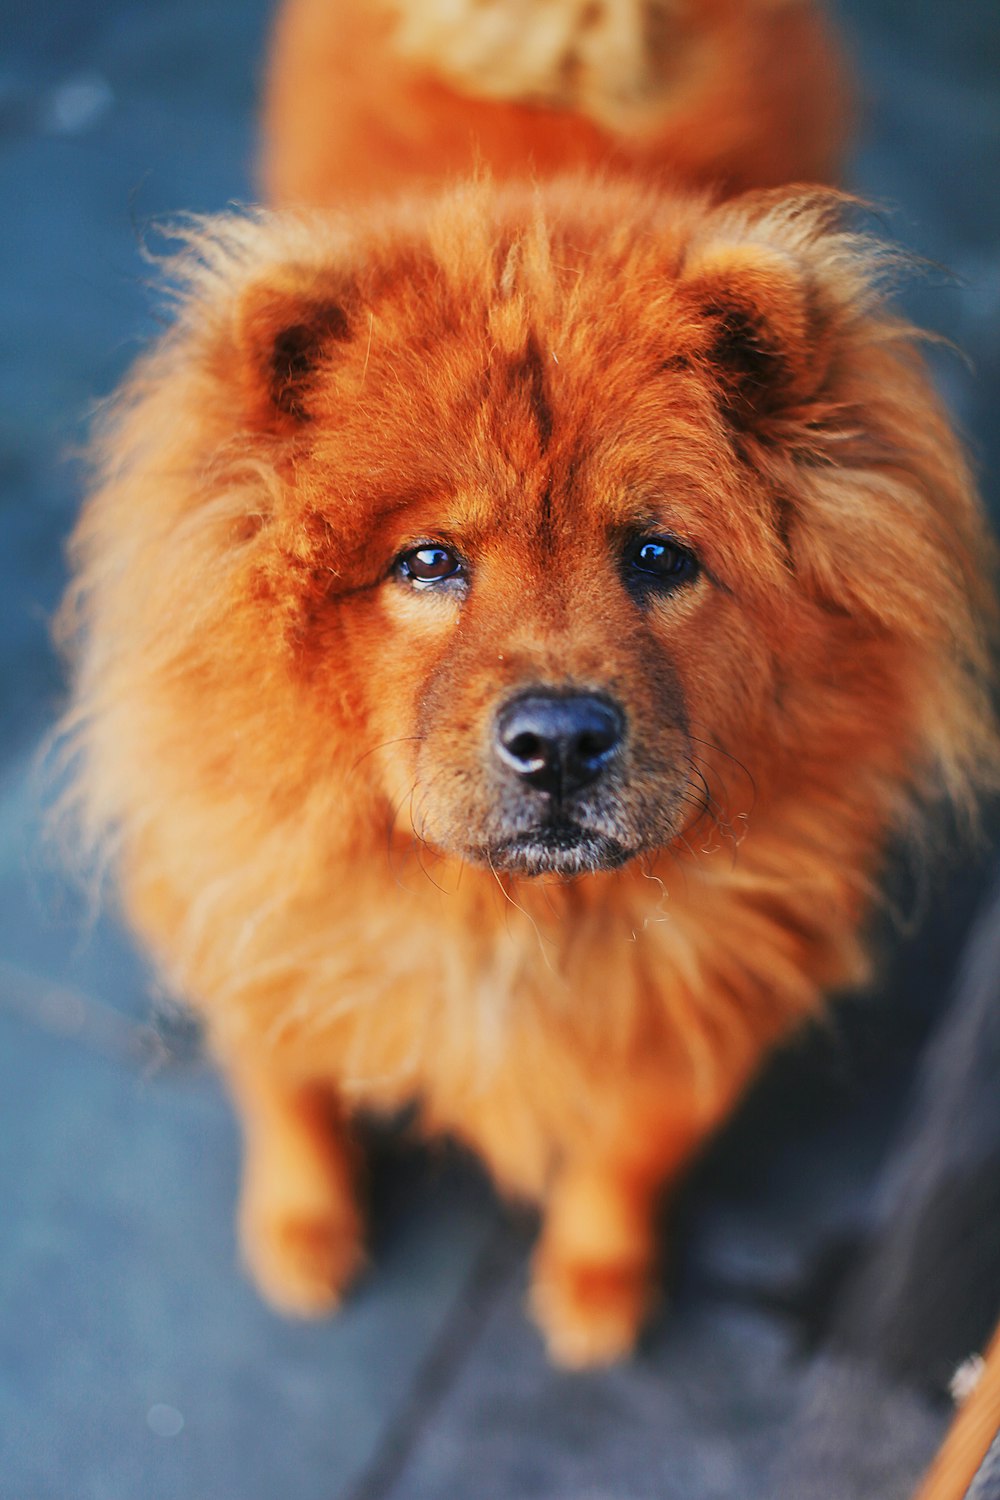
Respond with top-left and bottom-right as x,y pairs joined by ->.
170,186 -> 988,880
352,340 -> 787,877
367,441 -> 708,877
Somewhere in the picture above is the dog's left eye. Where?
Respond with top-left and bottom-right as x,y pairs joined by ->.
625,535 -> 700,590
395,544 -> 466,588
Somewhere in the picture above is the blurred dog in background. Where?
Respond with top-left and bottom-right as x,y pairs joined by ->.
262,0 -> 852,204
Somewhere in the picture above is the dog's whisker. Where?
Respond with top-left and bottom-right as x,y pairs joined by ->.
407,782 -> 451,895
383,778 -> 429,893
485,850 -> 556,967
679,746 -> 751,857
349,734 -> 423,777
687,727 -> 758,811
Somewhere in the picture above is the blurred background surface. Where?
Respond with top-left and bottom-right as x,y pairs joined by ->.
1,3 -> 999,1497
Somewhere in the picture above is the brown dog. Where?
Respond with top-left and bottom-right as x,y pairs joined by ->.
262,0 -> 853,205
60,177 -> 997,1364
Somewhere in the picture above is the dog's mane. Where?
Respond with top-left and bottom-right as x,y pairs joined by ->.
54,180 -> 998,1110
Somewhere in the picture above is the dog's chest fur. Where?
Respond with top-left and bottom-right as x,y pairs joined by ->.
188,842 -> 856,1196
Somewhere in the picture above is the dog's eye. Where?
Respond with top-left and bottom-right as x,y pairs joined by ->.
625,536 -> 699,592
395,544 -> 466,588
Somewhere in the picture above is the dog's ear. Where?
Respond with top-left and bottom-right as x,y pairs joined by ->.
679,240 -> 832,433
233,270 -> 354,431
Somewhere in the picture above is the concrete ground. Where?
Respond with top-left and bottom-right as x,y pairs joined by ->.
1,3 -> 999,1496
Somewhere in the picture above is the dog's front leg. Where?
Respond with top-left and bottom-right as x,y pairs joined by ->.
226,1057 -> 365,1317
529,1089 -> 735,1368
530,1151 -> 665,1368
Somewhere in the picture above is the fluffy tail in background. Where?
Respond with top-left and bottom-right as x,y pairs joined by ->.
261,0 -> 853,205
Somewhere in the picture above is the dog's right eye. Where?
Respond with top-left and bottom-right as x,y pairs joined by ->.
395,544 -> 466,589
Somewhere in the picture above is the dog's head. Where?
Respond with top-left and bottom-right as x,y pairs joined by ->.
70,183 -> 996,883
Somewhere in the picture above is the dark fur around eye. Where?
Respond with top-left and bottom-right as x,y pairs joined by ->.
623,535 -> 700,600
395,544 -> 467,590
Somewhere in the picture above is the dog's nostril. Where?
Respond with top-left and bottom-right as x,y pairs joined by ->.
495,692 -> 624,797
576,730 -> 613,760
506,731 -> 546,770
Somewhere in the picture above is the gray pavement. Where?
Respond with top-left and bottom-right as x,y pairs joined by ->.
2,2 -> 1000,1497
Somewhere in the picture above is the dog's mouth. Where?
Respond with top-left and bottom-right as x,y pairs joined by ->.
477,822 -> 635,877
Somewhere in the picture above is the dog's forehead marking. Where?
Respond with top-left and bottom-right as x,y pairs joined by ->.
483,331 -> 553,452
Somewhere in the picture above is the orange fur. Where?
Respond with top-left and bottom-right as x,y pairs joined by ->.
261,0 -> 853,206
60,178 -> 997,1363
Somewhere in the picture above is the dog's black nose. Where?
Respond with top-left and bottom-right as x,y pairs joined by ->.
495,693 -> 624,797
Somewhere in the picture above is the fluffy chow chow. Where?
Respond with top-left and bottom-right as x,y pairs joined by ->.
262,0 -> 852,205
62,178 -> 996,1365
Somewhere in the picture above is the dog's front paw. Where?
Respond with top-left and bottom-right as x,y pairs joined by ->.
529,1250 -> 656,1368
240,1198 -> 366,1318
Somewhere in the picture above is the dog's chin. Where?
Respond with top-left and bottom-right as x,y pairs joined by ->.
475,826 -> 636,877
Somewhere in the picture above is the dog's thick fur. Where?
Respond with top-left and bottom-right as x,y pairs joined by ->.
61,178 -> 997,1364
262,0 -> 852,205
